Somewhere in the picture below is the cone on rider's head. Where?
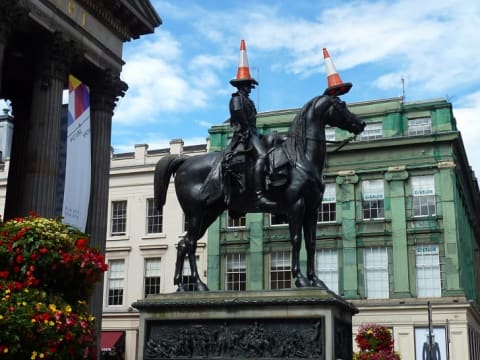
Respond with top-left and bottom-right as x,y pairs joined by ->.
323,48 -> 352,96
230,39 -> 258,88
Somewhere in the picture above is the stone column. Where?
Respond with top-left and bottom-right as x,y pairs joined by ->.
385,166 -> 410,296
0,0 -> 29,95
246,213 -> 264,290
336,171 -> 359,298
18,32 -> 78,217
87,68 -> 127,326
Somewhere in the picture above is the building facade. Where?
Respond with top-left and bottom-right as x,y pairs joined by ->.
101,140 -> 209,359
1,97 -> 479,359
205,97 -> 480,359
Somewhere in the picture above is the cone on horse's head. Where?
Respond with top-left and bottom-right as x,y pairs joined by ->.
323,48 -> 352,96
230,39 -> 258,88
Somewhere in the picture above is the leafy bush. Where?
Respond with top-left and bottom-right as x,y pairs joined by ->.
353,323 -> 401,360
0,215 -> 107,359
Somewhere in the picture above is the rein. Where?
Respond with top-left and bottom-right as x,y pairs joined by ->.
326,135 -> 357,152
304,134 -> 357,152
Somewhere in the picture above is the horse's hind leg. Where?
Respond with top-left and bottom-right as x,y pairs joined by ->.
303,205 -> 328,290
288,199 -> 310,287
174,215 -> 209,292
179,207 -> 223,291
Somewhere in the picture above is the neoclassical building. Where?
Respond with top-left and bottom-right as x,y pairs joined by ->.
101,140 -> 210,358
205,96 -> 480,359
0,0 -> 161,347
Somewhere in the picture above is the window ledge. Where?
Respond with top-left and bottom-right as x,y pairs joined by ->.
108,235 -> 129,241
141,234 -> 166,240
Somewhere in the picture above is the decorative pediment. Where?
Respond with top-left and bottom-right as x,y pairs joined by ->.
77,0 -> 161,40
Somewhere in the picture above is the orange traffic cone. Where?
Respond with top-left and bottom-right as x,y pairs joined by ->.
323,48 -> 352,96
230,39 -> 258,87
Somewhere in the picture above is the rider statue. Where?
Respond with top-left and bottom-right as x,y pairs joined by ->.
228,40 -> 275,208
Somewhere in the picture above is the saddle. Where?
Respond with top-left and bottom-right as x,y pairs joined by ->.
200,132 -> 290,206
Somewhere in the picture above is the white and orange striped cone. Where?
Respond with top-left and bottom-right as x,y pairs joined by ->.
323,47 -> 352,96
230,39 -> 258,87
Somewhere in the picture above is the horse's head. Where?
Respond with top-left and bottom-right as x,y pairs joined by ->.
326,96 -> 365,135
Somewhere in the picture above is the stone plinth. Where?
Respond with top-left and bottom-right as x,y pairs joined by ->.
133,289 -> 358,359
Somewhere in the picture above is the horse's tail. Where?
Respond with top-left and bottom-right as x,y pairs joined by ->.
154,155 -> 188,208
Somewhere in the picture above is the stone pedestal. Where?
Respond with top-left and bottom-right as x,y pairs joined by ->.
133,289 -> 358,360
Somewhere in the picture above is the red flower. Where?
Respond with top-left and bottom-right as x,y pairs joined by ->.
39,247 -> 48,254
15,255 -> 23,264
75,238 -> 88,250
0,270 -> 9,279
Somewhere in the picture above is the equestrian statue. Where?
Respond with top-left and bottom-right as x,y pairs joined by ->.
154,43 -> 365,291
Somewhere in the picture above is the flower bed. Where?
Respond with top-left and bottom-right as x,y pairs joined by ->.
354,323 -> 401,360
0,215 -> 107,359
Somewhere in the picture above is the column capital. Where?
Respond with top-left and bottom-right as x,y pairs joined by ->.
385,170 -> 409,182
38,32 -> 84,90
0,0 -> 30,42
90,69 -> 128,115
336,173 -> 358,185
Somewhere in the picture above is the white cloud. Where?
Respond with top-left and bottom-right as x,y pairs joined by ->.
453,91 -> 480,177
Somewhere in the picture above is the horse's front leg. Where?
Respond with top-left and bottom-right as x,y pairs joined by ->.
288,199 -> 310,287
303,205 -> 328,290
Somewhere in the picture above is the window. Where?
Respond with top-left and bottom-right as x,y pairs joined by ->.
146,198 -> 163,233
144,258 -> 161,297
408,117 -> 431,136
325,127 -> 335,142
107,259 -> 125,305
318,183 -> 336,223
411,176 -> 436,217
316,249 -> 339,293
111,201 -> 127,236
359,123 -> 382,141
182,255 -> 200,291
225,253 -> 246,291
364,248 -> 389,299
362,180 -> 384,220
416,245 -> 441,297
227,214 -> 246,228
270,213 -> 289,226
270,251 -> 291,289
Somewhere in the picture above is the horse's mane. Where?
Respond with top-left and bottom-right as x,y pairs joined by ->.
284,95 -> 328,164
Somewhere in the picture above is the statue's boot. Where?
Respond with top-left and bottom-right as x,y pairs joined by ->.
254,156 -> 275,208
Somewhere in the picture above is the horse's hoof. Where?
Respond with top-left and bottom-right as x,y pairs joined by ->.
310,277 -> 329,290
195,281 -> 210,291
295,275 -> 311,288
176,284 -> 188,292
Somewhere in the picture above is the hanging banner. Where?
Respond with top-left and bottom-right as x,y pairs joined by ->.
62,75 -> 91,231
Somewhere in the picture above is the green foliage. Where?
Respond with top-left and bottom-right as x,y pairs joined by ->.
0,215 -> 107,359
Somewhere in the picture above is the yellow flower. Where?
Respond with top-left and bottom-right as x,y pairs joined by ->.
65,305 -> 72,314
31,318 -> 36,323
3,347 -> 8,353
31,351 -> 37,359
39,353 -> 45,359
22,301 -> 27,306
0,315 -> 3,320
48,320 -> 55,326
48,304 -> 56,312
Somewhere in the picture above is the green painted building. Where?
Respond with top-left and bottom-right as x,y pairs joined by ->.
206,96 -> 480,359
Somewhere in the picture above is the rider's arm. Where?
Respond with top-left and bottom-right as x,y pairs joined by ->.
230,94 -> 249,133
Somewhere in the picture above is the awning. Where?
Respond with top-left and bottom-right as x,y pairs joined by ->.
101,331 -> 124,352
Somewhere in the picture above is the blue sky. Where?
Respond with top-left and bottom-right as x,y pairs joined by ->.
113,0 -> 480,174
3,0 -> 479,174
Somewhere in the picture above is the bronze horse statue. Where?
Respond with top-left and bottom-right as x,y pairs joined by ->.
154,94 -> 365,291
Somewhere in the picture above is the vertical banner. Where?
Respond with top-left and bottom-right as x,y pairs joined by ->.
62,75 -> 91,231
